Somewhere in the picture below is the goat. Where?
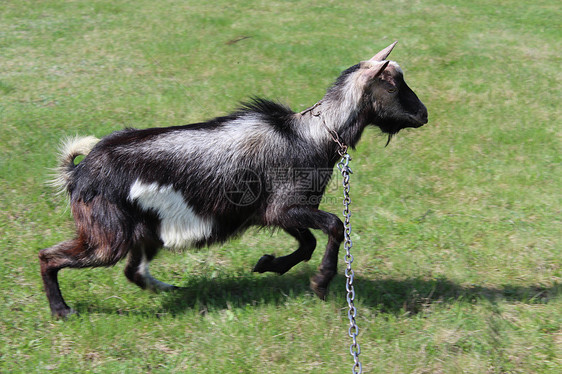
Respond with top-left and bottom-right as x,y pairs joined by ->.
39,42 -> 428,317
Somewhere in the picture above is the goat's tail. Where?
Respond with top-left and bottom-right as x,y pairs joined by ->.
50,136 -> 100,195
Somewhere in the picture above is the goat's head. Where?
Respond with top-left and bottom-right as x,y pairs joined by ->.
356,42 -> 428,138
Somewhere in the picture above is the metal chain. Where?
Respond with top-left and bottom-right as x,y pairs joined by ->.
311,107 -> 361,373
337,153 -> 362,374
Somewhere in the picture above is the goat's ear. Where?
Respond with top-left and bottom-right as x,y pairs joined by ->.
373,60 -> 390,78
369,41 -> 398,61
362,60 -> 390,82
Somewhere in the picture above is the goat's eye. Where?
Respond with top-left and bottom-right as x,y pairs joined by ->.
387,88 -> 397,93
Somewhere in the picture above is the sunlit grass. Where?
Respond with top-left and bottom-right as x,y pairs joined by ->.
1,0 -> 560,372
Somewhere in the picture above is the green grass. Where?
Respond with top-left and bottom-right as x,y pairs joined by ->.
1,0 -> 560,372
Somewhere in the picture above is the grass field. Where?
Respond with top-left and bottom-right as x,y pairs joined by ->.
1,0 -> 560,372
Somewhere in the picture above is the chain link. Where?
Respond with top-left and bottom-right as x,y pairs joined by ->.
337,153 -> 362,374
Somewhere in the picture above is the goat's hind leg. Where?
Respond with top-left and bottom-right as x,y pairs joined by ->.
38,239 -> 88,318
124,244 -> 178,292
39,236 -> 132,317
253,228 -> 317,275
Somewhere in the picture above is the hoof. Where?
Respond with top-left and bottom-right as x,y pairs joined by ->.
253,254 -> 275,273
155,284 -> 181,292
53,307 -> 78,319
310,276 -> 328,300
146,282 -> 181,293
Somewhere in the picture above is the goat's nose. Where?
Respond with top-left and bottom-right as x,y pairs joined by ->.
419,107 -> 428,124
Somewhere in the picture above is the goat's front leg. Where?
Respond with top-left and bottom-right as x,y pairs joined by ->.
253,228 -> 317,275
308,212 -> 344,300
264,206 -> 344,299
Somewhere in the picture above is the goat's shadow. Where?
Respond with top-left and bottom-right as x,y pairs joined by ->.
152,270 -> 560,317
73,269 -> 560,317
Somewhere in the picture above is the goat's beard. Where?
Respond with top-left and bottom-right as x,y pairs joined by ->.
374,119 -> 401,147
373,117 -> 417,146
370,113 -> 404,136
362,111 -> 409,146
385,133 -> 394,147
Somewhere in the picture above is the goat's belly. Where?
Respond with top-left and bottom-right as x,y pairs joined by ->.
128,180 -> 215,249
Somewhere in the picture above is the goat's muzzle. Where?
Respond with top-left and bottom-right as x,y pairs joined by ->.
410,106 -> 428,127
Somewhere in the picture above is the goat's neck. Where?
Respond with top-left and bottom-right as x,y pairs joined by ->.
300,94 -> 366,152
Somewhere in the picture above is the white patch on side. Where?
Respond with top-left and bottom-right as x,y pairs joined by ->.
129,180 -> 214,249
138,252 -> 176,291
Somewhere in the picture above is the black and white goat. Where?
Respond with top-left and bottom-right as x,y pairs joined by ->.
39,42 -> 428,317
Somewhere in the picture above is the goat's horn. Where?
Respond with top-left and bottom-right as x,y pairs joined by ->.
370,41 -> 398,61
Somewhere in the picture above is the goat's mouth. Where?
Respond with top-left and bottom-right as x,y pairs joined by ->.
407,114 -> 428,128
374,112 -> 427,136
